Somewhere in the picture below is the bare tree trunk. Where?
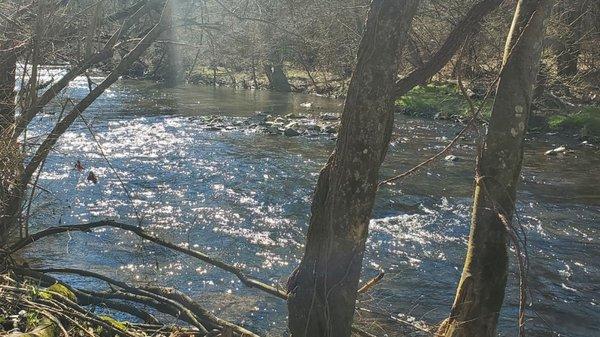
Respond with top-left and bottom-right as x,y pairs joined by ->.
164,23 -> 181,86
395,0 -> 503,96
251,58 -> 259,89
555,0 -> 590,77
0,45 -> 17,132
286,1 -> 418,336
14,0 -> 164,139
264,63 -> 291,92
437,1 -> 553,336
0,39 -> 20,247
155,1 -> 181,87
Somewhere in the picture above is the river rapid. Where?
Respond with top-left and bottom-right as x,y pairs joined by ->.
21,71 -> 600,336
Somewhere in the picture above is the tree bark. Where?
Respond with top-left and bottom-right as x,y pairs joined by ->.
286,1 -> 418,336
163,1 -> 182,87
0,42 -> 17,132
0,38 -> 20,247
555,0 -> 590,77
264,63 -> 292,92
437,1 -> 553,336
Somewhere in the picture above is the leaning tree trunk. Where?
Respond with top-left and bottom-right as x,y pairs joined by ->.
286,1 -> 418,336
0,39 -> 21,247
437,1 -> 553,336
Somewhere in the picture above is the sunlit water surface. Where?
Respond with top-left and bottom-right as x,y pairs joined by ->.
22,70 -> 600,336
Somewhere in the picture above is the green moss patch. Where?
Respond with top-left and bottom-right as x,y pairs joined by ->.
395,84 -> 490,120
39,283 -> 76,302
548,106 -> 600,141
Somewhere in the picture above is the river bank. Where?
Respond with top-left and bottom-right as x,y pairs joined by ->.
155,66 -> 600,144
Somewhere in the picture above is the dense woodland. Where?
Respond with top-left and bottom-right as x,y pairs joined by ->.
1,0 -> 599,337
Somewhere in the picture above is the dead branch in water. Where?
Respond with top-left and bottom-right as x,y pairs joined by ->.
357,272 -> 385,295
0,276 -> 138,337
7,220 -> 386,336
7,220 -> 288,299
13,267 -> 262,337
9,268 -> 258,337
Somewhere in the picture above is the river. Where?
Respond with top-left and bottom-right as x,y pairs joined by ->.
22,73 -> 600,336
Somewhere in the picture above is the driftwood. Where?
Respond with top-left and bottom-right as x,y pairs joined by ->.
7,220 -> 384,336
0,281 -> 136,337
14,267 -> 159,324
357,272 -> 385,295
26,267 -> 209,333
13,267 -> 259,337
142,286 -> 260,337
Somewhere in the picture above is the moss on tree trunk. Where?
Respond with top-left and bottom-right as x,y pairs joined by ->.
438,1 -> 553,336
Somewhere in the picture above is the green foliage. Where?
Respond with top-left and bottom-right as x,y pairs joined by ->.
395,84 -> 490,119
25,311 -> 40,329
548,106 -> 600,141
40,283 -> 76,302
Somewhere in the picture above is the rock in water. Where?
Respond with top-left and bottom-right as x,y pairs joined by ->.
320,113 -> 339,121
206,125 -> 222,131
248,112 -> 269,124
87,171 -> 98,184
284,128 -> 301,137
545,146 -> 567,156
323,124 -> 337,134
445,155 -> 460,162
286,113 -> 305,119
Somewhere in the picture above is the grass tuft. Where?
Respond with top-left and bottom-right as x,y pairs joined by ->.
395,84 -> 491,119
548,106 -> 600,141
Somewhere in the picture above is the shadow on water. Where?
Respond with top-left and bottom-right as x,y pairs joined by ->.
23,77 -> 600,336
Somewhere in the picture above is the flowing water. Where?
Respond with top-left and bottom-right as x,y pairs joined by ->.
21,71 -> 600,336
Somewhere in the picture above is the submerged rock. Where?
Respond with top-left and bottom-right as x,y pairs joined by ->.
247,112 -> 270,124
206,125 -> 223,131
545,146 -> 567,156
323,124 -> 338,134
265,125 -> 282,134
320,113 -> 339,121
284,128 -> 301,137
191,112 -> 341,140
286,113 -> 306,119
445,155 -> 461,162
305,123 -> 321,132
